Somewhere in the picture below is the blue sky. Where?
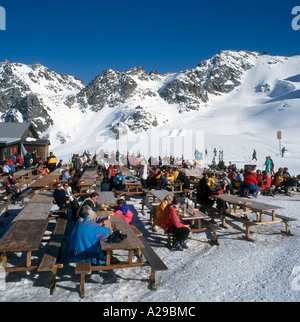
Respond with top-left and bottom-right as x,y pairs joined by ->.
0,0 -> 299,84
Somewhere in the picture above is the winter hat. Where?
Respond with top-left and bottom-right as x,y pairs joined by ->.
81,205 -> 97,221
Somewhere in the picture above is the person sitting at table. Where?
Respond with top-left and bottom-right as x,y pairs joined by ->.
111,171 -> 126,191
38,164 -> 50,176
177,171 -> 190,191
16,154 -> 23,166
76,192 -> 103,220
260,170 -> 272,195
69,205 -> 111,265
157,171 -> 170,190
70,173 -> 81,193
222,173 -> 234,195
53,183 -> 72,216
273,168 -> 284,193
62,167 -> 72,182
3,173 -> 18,203
207,174 -> 215,188
162,195 -> 190,251
256,170 -> 263,186
239,168 -> 260,198
172,196 -> 182,213
172,168 -> 180,182
153,195 -> 170,231
113,198 -> 134,224
210,162 -> 220,171
197,176 -> 215,208
56,159 -> 64,168
2,161 -> 12,174
147,168 -> 159,188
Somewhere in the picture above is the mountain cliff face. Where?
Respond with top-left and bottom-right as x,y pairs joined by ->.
0,60 -> 85,133
1,50 -> 297,147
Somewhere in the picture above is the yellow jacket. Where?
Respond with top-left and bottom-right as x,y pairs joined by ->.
154,200 -> 168,228
208,177 -> 215,187
48,156 -> 57,164
173,170 -> 179,181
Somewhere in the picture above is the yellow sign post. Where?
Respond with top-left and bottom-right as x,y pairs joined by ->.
277,131 -> 282,156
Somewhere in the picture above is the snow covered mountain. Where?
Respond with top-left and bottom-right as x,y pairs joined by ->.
0,60 -> 85,133
1,50 -> 300,165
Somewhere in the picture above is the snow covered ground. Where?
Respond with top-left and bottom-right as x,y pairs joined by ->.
0,183 -> 300,302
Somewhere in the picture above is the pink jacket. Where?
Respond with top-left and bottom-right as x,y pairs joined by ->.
114,203 -> 133,224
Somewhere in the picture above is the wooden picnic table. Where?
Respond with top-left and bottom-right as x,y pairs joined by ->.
97,191 -> 116,205
213,193 -> 296,242
80,169 -> 98,180
115,180 -> 145,199
78,178 -> 95,193
13,202 -> 54,222
13,168 -> 37,182
167,182 -> 184,193
177,208 -> 210,232
30,174 -> 61,191
184,169 -> 203,178
215,194 -> 283,220
0,219 -> 49,272
149,189 -> 174,202
75,213 -> 168,297
29,191 -> 54,203
100,220 -> 145,258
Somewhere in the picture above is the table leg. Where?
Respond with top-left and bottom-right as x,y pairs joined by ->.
149,269 -> 157,290
128,250 -> 133,265
1,252 -> 7,269
272,210 -> 276,221
106,251 -> 111,266
26,252 -> 32,268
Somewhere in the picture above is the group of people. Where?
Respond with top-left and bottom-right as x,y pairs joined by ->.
141,165 -> 191,191
57,188 -> 135,265
154,195 -> 190,251
199,160 -> 299,205
0,150 -> 62,203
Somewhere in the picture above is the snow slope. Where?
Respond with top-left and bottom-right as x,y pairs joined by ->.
48,53 -> 300,176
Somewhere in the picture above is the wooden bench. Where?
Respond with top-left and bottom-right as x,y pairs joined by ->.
15,173 -> 43,192
75,236 -> 168,298
141,197 -> 159,230
19,188 -> 34,206
182,189 -> 196,199
139,236 -> 168,290
262,211 -> 297,236
129,223 -> 143,237
0,194 -> 12,216
220,212 -> 260,242
202,220 -> 221,246
164,231 -> 175,250
38,211 -> 68,294
75,262 -> 92,298
284,185 -> 300,197
198,203 -> 220,223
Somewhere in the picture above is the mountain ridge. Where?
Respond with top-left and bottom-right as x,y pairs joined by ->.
1,50 -> 300,160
